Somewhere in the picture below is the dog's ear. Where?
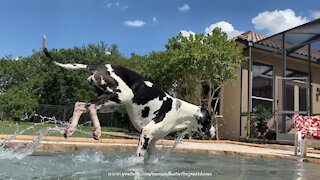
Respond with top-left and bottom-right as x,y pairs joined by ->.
201,107 -> 211,121
195,107 -> 210,122
87,66 -> 97,75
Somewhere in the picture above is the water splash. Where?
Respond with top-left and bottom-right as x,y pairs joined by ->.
0,125 -> 35,149
149,130 -> 188,164
0,113 -> 111,160
0,114 -> 72,160
33,114 -> 68,126
72,150 -> 107,164
112,131 -> 188,166
163,130 -> 188,157
115,154 -> 145,167
0,127 -> 62,160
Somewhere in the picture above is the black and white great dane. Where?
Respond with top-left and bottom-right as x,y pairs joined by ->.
42,37 -> 215,158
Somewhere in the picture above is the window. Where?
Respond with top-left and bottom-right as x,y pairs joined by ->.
284,69 -> 308,112
252,62 -> 273,112
285,85 -> 294,111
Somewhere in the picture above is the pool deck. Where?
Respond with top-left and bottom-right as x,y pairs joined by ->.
1,134 -> 320,164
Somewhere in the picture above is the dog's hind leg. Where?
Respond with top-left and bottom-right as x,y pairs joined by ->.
64,102 -> 86,138
88,104 -> 101,140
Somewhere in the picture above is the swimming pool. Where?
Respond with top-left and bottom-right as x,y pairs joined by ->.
0,150 -> 319,180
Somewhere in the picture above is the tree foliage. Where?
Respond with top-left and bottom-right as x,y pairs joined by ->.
0,82 -> 38,121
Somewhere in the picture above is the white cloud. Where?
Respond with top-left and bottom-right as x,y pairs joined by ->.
152,16 -> 158,25
178,4 -> 190,12
106,1 -> 128,10
205,21 -> 243,39
252,9 -> 309,35
311,11 -> 320,19
124,20 -> 146,27
179,30 -> 195,38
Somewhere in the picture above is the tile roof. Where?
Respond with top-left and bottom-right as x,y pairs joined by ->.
233,31 -> 320,59
233,31 -> 268,43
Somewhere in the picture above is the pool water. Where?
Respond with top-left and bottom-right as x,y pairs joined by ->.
0,150 -> 319,180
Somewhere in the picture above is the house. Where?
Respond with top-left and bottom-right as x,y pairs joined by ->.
219,18 -> 320,141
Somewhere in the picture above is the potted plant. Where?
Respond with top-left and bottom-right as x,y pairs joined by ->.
253,105 -> 272,138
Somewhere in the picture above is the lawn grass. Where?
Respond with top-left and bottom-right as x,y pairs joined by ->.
0,120 -> 128,139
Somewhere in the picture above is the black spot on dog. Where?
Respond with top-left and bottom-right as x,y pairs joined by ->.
142,137 -> 150,150
141,106 -> 150,118
153,97 -> 173,123
131,82 -> 166,105
111,65 -> 144,88
108,65 -> 167,105
138,153 -> 141,157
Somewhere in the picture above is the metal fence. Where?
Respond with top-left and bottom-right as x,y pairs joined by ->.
32,104 -> 127,128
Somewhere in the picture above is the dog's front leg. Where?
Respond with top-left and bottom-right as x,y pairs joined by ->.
137,129 -> 153,158
64,102 -> 87,138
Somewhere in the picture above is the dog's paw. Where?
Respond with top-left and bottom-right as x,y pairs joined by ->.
64,127 -> 75,138
92,128 -> 101,140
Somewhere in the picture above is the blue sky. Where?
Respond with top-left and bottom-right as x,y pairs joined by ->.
0,0 -> 319,59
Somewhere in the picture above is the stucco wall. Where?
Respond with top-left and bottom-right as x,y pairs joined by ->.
220,68 -> 241,140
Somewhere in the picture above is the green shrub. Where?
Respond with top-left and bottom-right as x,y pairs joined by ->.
253,104 -> 272,137
113,104 -> 135,131
0,86 -> 38,121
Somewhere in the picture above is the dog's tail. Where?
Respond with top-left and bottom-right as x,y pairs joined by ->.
42,35 -> 96,72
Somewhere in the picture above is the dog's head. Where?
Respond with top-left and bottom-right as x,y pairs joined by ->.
195,107 -> 215,139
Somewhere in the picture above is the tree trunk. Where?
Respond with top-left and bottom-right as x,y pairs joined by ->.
176,74 -> 202,106
207,83 -> 222,140
213,93 -> 221,140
